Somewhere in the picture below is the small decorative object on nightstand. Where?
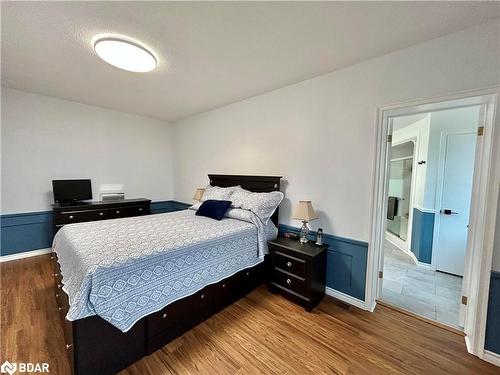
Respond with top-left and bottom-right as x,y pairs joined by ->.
292,200 -> 317,243
193,188 -> 205,202
268,237 -> 327,311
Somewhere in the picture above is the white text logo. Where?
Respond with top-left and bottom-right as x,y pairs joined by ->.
0,361 -> 49,374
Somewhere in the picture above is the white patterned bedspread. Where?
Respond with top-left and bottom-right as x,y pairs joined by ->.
53,209 -> 277,332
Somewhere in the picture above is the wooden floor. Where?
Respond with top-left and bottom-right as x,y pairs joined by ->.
1,254 -> 498,375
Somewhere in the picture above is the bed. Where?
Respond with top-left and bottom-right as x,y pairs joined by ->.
51,174 -> 282,375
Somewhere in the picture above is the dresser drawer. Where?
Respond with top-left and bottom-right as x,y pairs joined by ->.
147,286 -> 212,337
272,268 -> 306,296
110,205 -> 149,219
271,250 -> 306,278
55,209 -> 109,224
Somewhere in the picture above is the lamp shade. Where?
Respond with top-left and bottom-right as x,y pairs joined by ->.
292,200 -> 318,221
193,188 -> 205,201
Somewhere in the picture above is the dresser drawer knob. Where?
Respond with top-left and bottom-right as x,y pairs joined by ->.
138,208 -> 143,211
66,344 -> 72,350
222,283 -> 226,288
99,212 -> 104,216
55,293 -> 59,298
116,210 -> 120,214
68,215 -> 74,219
162,313 -> 167,319
246,271 -> 250,277
286,278 -> 292,285
57,284 -> 62,289
58,307 -> 62,311
286,261 -> 292,268
52,273 -> 59,277
201,294 -> 205,300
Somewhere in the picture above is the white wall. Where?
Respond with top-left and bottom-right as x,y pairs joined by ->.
172,20 -> 500,242
1,88 -> 174,213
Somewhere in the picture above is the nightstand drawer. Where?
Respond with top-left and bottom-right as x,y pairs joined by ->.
272,268 -> 306,296
271,250 -> 306,278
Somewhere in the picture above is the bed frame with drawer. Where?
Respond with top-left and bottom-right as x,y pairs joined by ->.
52,174 -> 282,375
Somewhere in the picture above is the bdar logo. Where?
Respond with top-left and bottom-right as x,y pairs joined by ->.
0,361 -> 16,375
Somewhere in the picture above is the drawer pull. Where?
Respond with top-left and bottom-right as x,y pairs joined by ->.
58,307 -> 62,311
99,212 -> 104,216
162,313 -> 167,319
57,284 -> 62,289
138,208 -> 143,211
115,210 -> 120,214
246,271 -> 250,277
55,293 -> 59,298
286,278 -> 292,285
222,283 -> 226,288
66,344 -> 72,350
68,215 -> 74,219
201,294 -> 205,300
286,261 -> 292,268
52,273 -> 59,277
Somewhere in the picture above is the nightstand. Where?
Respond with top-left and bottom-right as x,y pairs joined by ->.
267,237 -> 327,311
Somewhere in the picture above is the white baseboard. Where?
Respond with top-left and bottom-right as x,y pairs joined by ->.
325,287 -> 370,311
0,248 -> 52,263
483,350 -> 500,367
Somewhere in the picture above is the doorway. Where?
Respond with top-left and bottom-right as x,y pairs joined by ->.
380,107 -> 479,328
368,90 -> 499,356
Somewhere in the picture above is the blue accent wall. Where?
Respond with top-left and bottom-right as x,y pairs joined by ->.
410,208 -> 435,264
1,201 -> 191,256
279,224 -> 368,301
485,271 -> 500,355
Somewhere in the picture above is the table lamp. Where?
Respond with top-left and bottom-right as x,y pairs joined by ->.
193,188 -> 205,202
292,200 -> 318,243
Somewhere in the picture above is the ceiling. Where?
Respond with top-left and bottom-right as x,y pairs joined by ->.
2,2 -> 499,122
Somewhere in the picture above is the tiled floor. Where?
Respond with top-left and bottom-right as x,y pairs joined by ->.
380,240 -> 463,328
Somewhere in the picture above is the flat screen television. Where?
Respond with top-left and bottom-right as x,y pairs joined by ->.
52,179 -> 92,204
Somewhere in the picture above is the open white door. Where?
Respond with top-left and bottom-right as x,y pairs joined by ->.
435,132 -> 476,277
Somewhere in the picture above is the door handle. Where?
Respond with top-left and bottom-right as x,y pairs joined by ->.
441,209 -> 459,215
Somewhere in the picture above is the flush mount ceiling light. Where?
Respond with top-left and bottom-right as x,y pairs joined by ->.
94,37 -> 157,72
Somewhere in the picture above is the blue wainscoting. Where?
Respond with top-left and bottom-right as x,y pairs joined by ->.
1,211 -> 54,256
150,201 -> 191,214
1,201 -> 191,256
410,208 -> 435,264
278,224 -> 368,301
485,271 -> 500,355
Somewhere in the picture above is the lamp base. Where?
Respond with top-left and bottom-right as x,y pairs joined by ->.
299,221 -> 309,243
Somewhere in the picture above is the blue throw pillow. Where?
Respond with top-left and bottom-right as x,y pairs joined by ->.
195,200 -> 232,221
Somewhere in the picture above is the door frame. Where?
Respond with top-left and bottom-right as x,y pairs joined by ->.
366,87 -> 499,359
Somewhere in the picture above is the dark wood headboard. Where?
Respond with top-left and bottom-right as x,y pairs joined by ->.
208,174 -> 282,227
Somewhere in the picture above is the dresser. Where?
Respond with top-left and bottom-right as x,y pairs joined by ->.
268,237 -> 327,311
52,198 -> 151,235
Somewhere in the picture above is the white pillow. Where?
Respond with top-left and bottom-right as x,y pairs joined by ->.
230,187 -> 284,224
201,185 -> 239,202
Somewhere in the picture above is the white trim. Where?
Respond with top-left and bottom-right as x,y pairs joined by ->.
325,287 -> 370,311
0,248 -> 52,262
413,204 -> 439,214
366,87 -> 500,360
483,351 -> 500,367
